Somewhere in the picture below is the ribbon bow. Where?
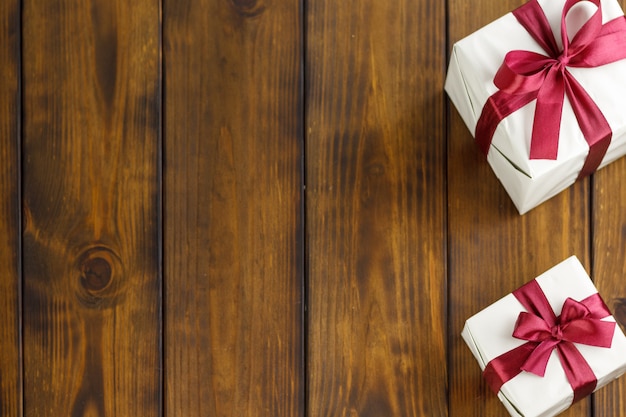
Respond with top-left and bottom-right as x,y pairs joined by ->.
483,279 -> 616,403
475,0 -> 626,179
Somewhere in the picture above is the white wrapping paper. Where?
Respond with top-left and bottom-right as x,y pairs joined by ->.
445,0 -> 626,214
462,256 -> 626,417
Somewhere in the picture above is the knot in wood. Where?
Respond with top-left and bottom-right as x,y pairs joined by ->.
74,245 -> 124,308
81,257 -> 112,291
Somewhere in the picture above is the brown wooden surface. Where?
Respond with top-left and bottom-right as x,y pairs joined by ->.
592,155 -> 626,417
305,0 -> 448,416
3,0 -> 626,416
0,1 -> 21,416
21,0 -> 161,415
163,0 -> 304,416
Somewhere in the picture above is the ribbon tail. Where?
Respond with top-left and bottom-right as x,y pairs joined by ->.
520,339 -> 559,377
483,342 -> 537,394
556,342 -> 598,403
530,68 -> 565,160
475,90 -> 537,156
564,73 -> 612,179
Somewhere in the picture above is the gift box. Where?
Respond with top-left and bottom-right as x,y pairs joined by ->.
445,0 -> 626,214
462,256 -> 626,417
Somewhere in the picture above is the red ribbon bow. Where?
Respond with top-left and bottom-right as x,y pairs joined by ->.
483,279 -> 616,403
475,0 -> 626,179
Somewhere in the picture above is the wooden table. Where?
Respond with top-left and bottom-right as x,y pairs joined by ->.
2,0 -> 626,415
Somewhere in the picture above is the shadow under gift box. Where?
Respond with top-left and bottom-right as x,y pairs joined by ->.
462,256 -> 626,417
445,0 -> 626,214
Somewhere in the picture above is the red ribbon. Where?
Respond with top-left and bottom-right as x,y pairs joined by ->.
483,279 -> 616,403
475,0 -> 626,179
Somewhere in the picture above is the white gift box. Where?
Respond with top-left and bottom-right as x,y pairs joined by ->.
445,0 -> 626,214
462,256 -> 626,417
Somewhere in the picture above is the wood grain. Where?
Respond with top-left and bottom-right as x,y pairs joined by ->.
592,157 -> 626,417
21,0 -> 161,415
163,0 -> 304,416
8,0 -> 626,416
447,1 -> 591,416
306,1 -> 447,415
591,4 -> 626,416
0,1 -> 21,415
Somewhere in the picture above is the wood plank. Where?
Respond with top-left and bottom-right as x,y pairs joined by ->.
591,3 -> 626,416
305,1 -> 447,415
21,0 -> 161,415
447,1 -> 591,416
163,0 -> 304,416
592,154 -> 626,416
0,0 -> 22,415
